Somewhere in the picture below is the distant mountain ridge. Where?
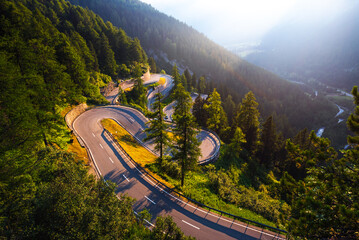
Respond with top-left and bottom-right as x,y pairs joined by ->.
70,0 -> 337,136
245,1 -> 359,92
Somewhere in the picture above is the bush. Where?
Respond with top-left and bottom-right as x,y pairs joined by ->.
208,169 -> 290,225
161,159 -> 181,179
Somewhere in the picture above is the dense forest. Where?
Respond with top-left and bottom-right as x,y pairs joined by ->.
69,0 -> 338,138
0,0 -> 191,239
145,78 -> 359,238
0,0 -> 149,152
1,0 -> 358,239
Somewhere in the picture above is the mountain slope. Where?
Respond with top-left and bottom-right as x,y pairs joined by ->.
245,1 -> 359,92
69,0 -> 337,136
0,0 -> 147,152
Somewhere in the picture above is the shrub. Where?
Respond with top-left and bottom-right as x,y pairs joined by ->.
208,169 -> 290,224
161,159 -> 181,179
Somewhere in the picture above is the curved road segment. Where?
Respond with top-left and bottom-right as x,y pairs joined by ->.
105,74 -> 218,163
77,74 -> 283,239
73,106 -> 284,240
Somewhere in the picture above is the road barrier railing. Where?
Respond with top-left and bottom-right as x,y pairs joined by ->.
103,128 -> 287,239
109,104 -> 221,164
198,127 -> 221,165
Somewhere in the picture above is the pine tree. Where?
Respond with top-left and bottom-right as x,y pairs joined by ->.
171,64 -> 181,87
234,91 -> 260,153
181,73 -> 187,91
172,84 -> 201,186
258,115 -> 277,166
198,76 -> 206,94
149,57 -> 157,73
145,93 -> 170,165
347,85 -> 359,145
293,128 -> 310,148
99,33 -> 117,77
127,77 -> 147,108
129,37 -> 147,63
192,95 -> 208,127
133,63 -> 143,78
223,95 -> 236,126
184,68 -> 192,91
203,88 -> 228,134
288,132 -> 359,239
230,127 -> 246,158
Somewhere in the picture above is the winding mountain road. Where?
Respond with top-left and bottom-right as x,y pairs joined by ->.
73,106 -> 284,240
72,73 -> 284,239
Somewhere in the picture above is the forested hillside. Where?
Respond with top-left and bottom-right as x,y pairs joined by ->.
0,0 -> 191,238
0,0 -> 147,151
70,0 -> 337,136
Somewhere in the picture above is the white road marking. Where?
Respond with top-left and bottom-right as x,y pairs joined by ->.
109,157 -> 114,163
99,143 -> 103,149
123,174 -> 130,182
182,220 -> 200,230
101,116 -> 285,240
145,196 -> 156,204
92,132 -> 95,137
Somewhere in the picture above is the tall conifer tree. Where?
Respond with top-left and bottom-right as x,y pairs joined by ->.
145,93 -> 170,165
258,115 -> 277,165
204,88 -> 228,134
184,68 -> 192,91
172,84 -> 200,186
171,64 -> 181,87
234,91 -> 260,153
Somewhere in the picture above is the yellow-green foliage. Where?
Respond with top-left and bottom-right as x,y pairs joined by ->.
67,134 -> 89,164
124,87 -> 133,92
158,77 -> 166,85
101,119 -> 157,166
89,72 -> 111,88
208,169 -> 290,227
101,119 -> 177,187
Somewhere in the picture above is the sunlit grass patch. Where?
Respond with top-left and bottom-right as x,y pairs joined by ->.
101,119 -> 175,187
182,171 -> 277,228
101,118 -> 278,228
124,87 -> 133,92
101,119 -> 156,166
67,134 -> 89,164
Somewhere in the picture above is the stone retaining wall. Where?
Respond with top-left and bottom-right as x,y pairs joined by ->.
65,103 -> 88,130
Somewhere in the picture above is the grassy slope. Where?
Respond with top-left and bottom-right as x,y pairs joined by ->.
101,119 -> 175,188
67,134 -> 89,164
101,119 -> 277,227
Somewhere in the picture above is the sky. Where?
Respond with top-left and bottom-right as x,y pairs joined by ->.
140,0 -> 299,46
140,0 -> 353,47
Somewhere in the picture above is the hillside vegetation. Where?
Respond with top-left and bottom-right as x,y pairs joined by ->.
70,0 -> 337,137
1,0 -> 358,239
0,0 -> 191,239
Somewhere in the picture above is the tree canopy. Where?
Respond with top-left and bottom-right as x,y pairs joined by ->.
172,84 -> 201,186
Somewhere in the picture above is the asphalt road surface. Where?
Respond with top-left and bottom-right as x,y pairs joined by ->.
147,74 -> 174,111
73,105 -> 285,240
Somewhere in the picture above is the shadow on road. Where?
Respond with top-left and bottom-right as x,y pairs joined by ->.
100,130 -> 259,240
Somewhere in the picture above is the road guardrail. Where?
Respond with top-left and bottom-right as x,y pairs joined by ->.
103,128 -> 287,239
